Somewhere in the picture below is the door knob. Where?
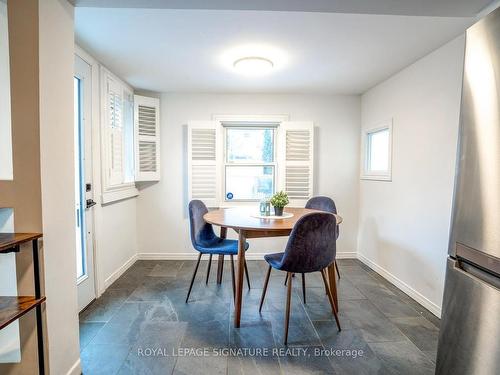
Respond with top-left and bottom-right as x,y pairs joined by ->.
86,199 -> 97,209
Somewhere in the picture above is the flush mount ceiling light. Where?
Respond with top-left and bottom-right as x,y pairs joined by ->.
233,57 -> 274,76
220,44 -> 286,76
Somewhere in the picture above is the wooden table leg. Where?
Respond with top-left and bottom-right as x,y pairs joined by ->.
234,230 -> 246,328
217,227 -> 227,284
327,263 -> 339,312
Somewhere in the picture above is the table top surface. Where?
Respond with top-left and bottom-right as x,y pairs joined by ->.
0,233 -> 42,252
0,296 -> 46,330
204,207 -> 342,231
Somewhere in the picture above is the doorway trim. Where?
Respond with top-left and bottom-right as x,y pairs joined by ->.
75,45 -> 104,298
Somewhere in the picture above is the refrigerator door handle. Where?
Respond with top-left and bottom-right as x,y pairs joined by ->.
455,258 -> 500,290
456,242 -> 500,277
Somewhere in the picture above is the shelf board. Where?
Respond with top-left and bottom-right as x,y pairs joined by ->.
0,233 -> 42,252
0,296 -> 46,330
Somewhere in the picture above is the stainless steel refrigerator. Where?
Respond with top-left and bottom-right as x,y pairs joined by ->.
436,6 -> 500,375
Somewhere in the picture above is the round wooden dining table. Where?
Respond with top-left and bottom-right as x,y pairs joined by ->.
204,206 -> 343,328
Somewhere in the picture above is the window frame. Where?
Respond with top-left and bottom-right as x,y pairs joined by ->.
361,120 -> 393,181
100,66 -> 138,204
212,113 -> 290,208
222,125 -> 278,202
187,114 -> 315,208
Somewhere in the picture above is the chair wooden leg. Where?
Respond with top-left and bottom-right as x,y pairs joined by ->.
217,255 -> 224,284
328,264 -> 339,311
230,255 -> 236,301
301,273 -> 306,304
321,269 -> 341,331
320,269 -> 334,310
259,265 -> 272,312
206,254 -> 213,284
335,260 -> 341,279
285,273 -> 296,286
284,272 -> 293,345
244,260 -> 251,289
186,253 -> 202,303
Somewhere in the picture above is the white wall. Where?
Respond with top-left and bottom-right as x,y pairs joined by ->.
137,93 -> 361,259
358,36 -> 465,316
0,0 -> 12,180
38,0 -> 81,374
95,199 -> 138,291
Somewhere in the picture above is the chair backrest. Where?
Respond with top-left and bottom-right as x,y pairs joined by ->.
188,200 -> 217,250
279,212 -> 337,273
305,196 -> 337,213
306,196 -> 339,239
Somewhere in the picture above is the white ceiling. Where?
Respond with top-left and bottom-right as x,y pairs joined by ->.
75,8 -> 478,94
74,0 -> 494,17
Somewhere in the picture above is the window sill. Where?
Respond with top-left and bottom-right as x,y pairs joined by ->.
218,201 -> 258,208
360,174 -> 392,182
101,185 -> 139,205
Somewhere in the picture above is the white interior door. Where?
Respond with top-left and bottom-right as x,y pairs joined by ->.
75,54 -> 96,311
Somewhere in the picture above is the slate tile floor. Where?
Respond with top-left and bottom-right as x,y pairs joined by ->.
79,259 -> 439,375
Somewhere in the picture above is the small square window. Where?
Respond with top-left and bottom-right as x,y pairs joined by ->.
361,121 -> 392,181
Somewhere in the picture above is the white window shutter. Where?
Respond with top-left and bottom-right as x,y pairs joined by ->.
106,78 -> 125,186
187,121 -> 221,208
100,67 -> 138,204
134,95 -> 161,181
278,121 -> 314,207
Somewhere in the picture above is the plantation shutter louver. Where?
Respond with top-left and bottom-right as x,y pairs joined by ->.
278,121 -> 314,207
187,121 -> 221,208
100,67 -> 138,204
134,95 -> 161,181
106,78 -> 125,186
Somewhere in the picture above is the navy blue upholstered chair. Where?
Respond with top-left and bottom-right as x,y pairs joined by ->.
259,212 -> 341,344
186,200 -> 250,303
306,196 -> 340,242
306,196 -> 340,276
285,196 -> 341,303
305,196 -> 337,214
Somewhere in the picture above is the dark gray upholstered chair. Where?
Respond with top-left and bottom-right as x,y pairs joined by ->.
285,196 -> 341,303
259,212 -> 341,345
186,200 -> 250,303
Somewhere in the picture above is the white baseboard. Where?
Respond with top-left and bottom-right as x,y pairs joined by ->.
138,252 -> 199,260
336,252 -> 358,259
357,253 -> 442,317
66,358 -> 81,375
137,251 -> 358,261
103,253 -> 138,290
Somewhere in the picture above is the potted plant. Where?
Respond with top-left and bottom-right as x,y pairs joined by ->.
270,191 -> 289,216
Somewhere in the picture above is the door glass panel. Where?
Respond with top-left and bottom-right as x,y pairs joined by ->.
74,76 -> 86,281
